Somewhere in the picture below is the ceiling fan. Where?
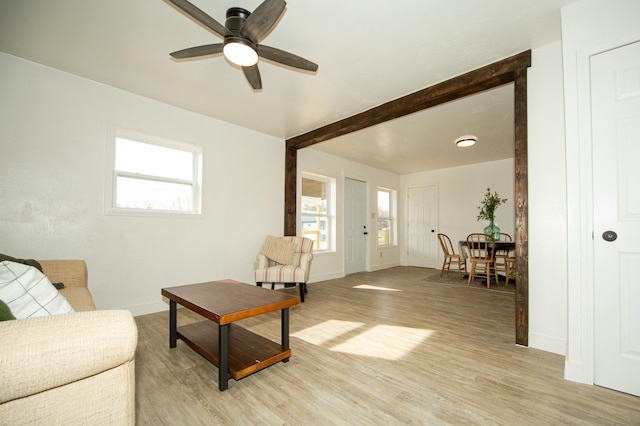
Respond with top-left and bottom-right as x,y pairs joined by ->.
167,0 -> 318,90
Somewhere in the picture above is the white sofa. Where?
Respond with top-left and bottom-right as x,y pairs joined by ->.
0,260 -> 137,425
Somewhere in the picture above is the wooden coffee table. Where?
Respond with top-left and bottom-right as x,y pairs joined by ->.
161,280 -> 300,391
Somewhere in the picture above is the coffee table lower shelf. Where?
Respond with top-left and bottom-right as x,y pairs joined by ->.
177,321 -> 291,380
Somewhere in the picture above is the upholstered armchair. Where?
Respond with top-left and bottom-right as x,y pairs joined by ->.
254,236 -> 314,302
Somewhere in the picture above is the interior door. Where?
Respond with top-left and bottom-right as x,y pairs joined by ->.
345,178 -> 367,274
592,40 -> 640,397
407,185 -> 438,268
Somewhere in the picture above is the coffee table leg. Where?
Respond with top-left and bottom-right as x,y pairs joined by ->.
218,324 -> 230,391
169,300 -> 177,348
281,308 -> 290,363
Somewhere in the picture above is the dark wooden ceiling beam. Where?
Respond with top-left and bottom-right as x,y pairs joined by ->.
287,50 -> 531,150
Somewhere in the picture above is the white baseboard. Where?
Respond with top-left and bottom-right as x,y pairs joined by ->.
125,300 -> 168,317
529,332 -> 566,356
370,261 -> 401,272
564,359 -> 592,385
309,271 -> 344,283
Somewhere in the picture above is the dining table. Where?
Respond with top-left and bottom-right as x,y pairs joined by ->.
458,240 -> 515,258
458,239 -> 516,284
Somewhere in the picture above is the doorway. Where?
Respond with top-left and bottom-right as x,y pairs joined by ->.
407,185 -> 438,268
345,178 -> 367,274
591,40 -> 640,397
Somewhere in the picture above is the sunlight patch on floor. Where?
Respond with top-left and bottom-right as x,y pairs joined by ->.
330,325 -> 434,360
292,320 -> 364,345
353,284 -> 402,292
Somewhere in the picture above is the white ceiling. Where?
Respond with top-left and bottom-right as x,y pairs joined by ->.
0,0 -> 576,174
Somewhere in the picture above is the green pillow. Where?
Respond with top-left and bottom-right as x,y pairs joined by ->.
0,300 -> 16,321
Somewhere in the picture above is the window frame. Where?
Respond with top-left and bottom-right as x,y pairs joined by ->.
377,187 -> 397,247
107,129 -> 203,217
299,172 -> 336,253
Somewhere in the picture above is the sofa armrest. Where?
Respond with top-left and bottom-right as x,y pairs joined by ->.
0,310 -> 137,404
39,260 -> 88,288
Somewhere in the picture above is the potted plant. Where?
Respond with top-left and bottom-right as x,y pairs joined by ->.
477,188 -> 507,240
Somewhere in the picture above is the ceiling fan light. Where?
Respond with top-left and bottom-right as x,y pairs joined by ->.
223,38 -> 258,67
456,135 -> 477,148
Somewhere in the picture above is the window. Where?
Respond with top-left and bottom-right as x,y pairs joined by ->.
377,188 -> 396,246
300,174 -> 334,251
110,132 -> 202,214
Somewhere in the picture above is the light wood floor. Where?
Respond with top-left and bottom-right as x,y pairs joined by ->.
135,266 -> 640,425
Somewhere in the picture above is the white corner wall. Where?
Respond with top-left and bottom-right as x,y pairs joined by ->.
0,52 -> 285,316
527,41 -> 567,355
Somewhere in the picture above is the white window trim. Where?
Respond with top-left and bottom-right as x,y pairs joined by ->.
105,128 -> 203,217
377,187 -> 397,247
299,172 -> 336,253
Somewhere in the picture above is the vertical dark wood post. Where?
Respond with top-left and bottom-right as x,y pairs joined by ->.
513,68 -> 529,346
284,147 -> 297,236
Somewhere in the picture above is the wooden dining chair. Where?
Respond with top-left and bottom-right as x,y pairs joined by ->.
505,256 -> 516,285
437,233 -> 466,278
466,233 -> 499,288
494,233 -> 513,278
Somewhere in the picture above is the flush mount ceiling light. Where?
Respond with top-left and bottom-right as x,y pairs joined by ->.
223,36 -> 258,66
456,135 -> 477,148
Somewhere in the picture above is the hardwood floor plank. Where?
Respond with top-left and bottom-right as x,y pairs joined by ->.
135,267 -> 640,425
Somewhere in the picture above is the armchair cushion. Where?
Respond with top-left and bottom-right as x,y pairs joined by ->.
0,261 -> 74,319
259,235 -> 295,264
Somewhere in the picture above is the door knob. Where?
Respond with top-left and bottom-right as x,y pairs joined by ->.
602,230 -> 617,242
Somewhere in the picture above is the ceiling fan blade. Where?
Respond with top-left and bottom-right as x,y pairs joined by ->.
167,0 -> 230,38
258,45 -> 318,72
242,65 -> 262,90
242,0 -> 286,42
170,44 -> 224,59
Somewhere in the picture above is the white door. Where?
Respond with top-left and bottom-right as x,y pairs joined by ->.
592,41 -> 640,397
407,185 -> 438,268
345,178 -> 367,274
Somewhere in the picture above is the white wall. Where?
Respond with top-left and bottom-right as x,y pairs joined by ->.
401,158 -> 515,260
0,52 -> 284,316
561,0 -> 640,384
298,148 -> 402,281
527,41 -> 568,355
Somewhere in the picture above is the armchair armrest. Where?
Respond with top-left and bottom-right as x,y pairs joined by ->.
256,254 -> 275,269
0,310 -> 137,404
298,252 -> 313,271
